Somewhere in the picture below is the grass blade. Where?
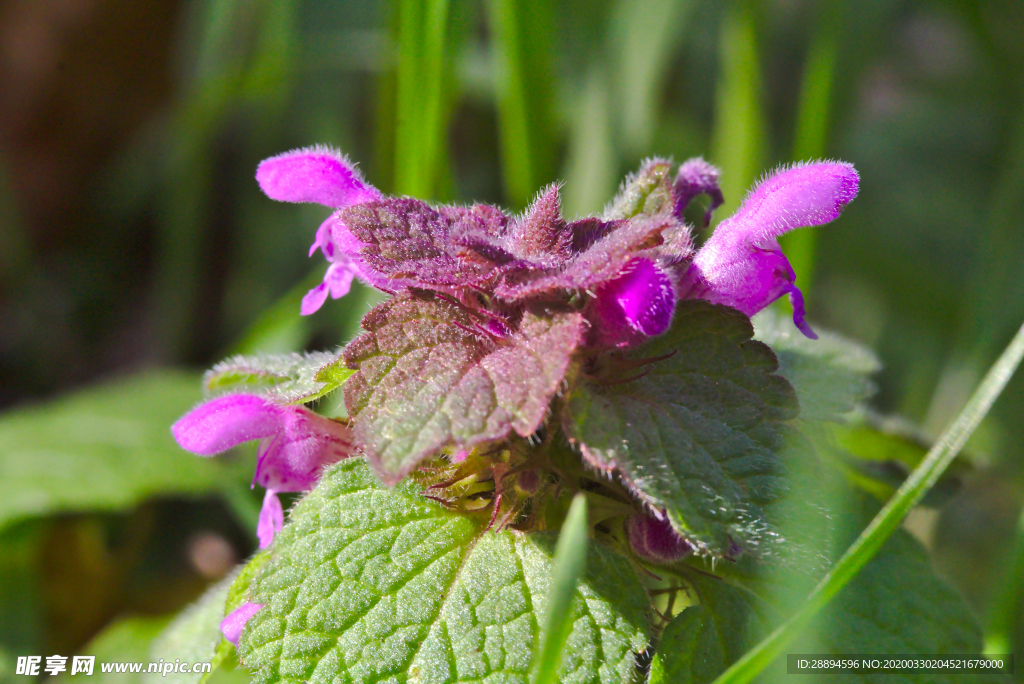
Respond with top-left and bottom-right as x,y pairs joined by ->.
489,0 -> 558,208
712,318 -> 1024,684
779,5 -> 840,297
610,0 -> 697,154
984,502 -> 1024,656
710,0 -> 765,220
531,493 -> 589,684
562,68 -> 617,217
394,0 -> 452,198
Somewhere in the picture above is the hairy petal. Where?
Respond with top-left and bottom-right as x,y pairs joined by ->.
252,408 -> 354,492
256,146 -> 381,208
220,602 -> 264,646
257,490 -> 284,548
172,395 -> 285,456
684,162 -> 858,337
674,157 -> 724,226
588,258 -> 675,347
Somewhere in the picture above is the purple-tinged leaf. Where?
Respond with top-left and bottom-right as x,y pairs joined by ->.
339,199 -> 515,293
495,209 -> 686,301
506,183 -> 571,262
343,291 -> 585,483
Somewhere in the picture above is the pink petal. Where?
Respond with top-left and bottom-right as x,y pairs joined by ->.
172,395 -> 285,456
325,260 -> 357,299
733,161 -> 859,239
253,407 -> 354,492
589,258 -> 675,347
257,490 -> 284,549
256,146 -> 381,208
685,162 -> 858,334
220,602 -> 264,646
308,214 -> 338,259
300,282 -> 330,316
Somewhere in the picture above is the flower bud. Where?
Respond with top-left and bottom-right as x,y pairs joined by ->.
626,512 -> 692,564
514,469 -> 542,496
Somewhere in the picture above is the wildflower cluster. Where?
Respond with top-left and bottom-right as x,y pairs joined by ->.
172,146 -> 857,658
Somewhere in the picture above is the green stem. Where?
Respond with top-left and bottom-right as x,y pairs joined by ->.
712,318 -> 1024,684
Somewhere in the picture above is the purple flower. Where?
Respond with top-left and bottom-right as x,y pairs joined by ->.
256,146 -> 382,315
587,258 -> 676,347
626,512 -> 693,564
220,602 -> 263,646
172,394 -> 354,547
680,162 -> 859,338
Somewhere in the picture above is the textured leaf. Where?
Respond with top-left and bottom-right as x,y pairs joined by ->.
652,521 -> 993,683
563,300 -> 800,558
0,371 -> 241,532
649,574 -> 781,684
237,459 -> 650,684
344,291 -> 585,482
603,158 -> 675,221
204,352 -> 351,405
812,526 -> 988,681
752,308 -> 879,421
342,199 -> 516,291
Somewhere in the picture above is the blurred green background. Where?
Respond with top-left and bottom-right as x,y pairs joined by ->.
2,0 -> 1024,679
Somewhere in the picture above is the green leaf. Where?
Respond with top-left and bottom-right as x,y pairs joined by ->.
563,300 -> 800,558
344,291 -> 585,483
830,416 -> 966,506
0,371 -> 240,532
812,531 -> 985,677
650,574 -> 780,684
238,459 -> 650,683
204,352 -> 352,404
146,573 -> 237,684
602,158 -> 674,221
752,308 -> 880,421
